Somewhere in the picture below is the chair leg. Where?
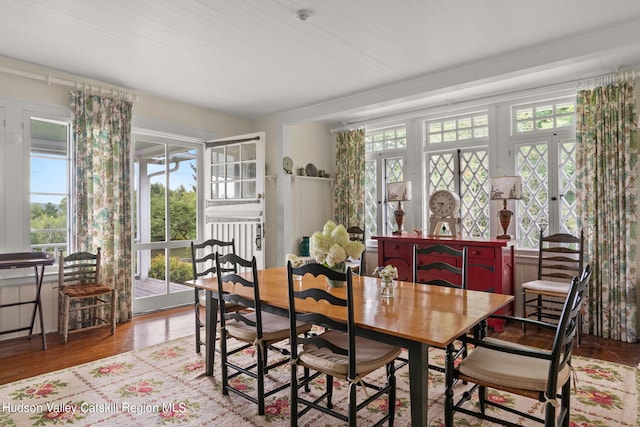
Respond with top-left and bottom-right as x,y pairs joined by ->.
348,375 -> 357,427
444,343 -> 455,426
522,290 -> 528,336
220,329 -> 229,395
194,288 -> 202,353
560,378 -> 571,427
257,345 -> 266,415
62,296 -> 70,344
290,363 -> 298,427
536,294 -> 542,321
478,385 -> 487,414
387,362 -> 397,425
111,289 -> 117,335
326,375 -> 334,409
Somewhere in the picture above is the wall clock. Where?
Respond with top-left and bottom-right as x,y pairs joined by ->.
282,156 -> 293,174
428,190 -> 462,237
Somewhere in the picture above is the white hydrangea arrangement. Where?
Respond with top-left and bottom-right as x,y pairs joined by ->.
310,220 -> 365,268
372,265 -> 399,282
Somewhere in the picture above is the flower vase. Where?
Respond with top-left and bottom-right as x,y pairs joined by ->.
325,262 -> 346,288
381,279 -> 396,298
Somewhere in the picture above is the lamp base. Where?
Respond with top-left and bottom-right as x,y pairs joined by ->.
394,202 -> 406,235
392,230 -> 408,235
496,234 -> 513,240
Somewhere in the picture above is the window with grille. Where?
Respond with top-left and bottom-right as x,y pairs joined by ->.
364,125 -> 407,239
513,99 -> 575,134
424,112 -> 490,238
513,97 -> 577,249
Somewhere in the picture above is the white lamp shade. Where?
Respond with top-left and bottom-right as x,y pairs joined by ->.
490,176 -> 522,200
387,181 -> 412,202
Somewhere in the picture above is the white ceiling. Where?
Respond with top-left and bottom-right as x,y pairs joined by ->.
1,0 -> 640,124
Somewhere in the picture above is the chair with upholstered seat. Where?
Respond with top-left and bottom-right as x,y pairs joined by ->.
217,253 -> 312,415
58,248 -> 117,344
190,238 -> 237,353
445,265 -> 591,427
522,229 -> 584,344
287,261 -> 401,426
346,226 -> 366,275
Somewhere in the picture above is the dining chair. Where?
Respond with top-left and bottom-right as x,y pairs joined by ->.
58,248 -> 117,344
346,226 -> 366,275
445,265 -> 591,427
190,238 -> 237,353
217,253 -> 312,415
521,229 -> 584,344
287,261 -> 401,426
412,243 -> 469,372
413,243 -> 468,289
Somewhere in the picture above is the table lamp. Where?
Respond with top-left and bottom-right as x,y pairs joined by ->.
490,176 -> 522,239
387,181 -> 412,235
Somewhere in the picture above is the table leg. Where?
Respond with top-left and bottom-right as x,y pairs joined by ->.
205,290 -> 219,376
407,341 -> 428,426
28,264 -> 47,350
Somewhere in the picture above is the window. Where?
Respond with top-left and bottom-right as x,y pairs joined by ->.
364,125 -> 407,239
424,112 -> 490,237
513,97 -> 578,248
30,117 -> 70,255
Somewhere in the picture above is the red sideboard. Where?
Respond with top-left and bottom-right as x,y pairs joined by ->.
373,235 -> 515,330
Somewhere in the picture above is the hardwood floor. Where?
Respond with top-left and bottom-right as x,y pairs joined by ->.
1,305 -> 638,386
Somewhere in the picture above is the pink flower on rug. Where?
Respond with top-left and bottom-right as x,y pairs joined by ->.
152,346 -> 185,360
158,400 -> 199,425
29,400 -> 87,424
118,379 -> 163,397
10,380 -> 67,400
576,386 -> 623,410
569,413 -> 602,427
229,377 -> 252,392
182,360 -> 204,374
264,398 -> 289,418
92,362 -> 133,377
577,364 -> 623,382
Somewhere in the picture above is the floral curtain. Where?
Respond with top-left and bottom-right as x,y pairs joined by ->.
70,91 -> 133,323
576,81 -> 638,342
334,129 -> 365,228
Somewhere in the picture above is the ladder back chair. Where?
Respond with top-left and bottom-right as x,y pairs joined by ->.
412,243 -> 470,372
346,226 -> 366,275
522,229 -> 584,344
287,262 -> 401,426
445,265 -> 591,427
190,238 -> 237,353
58,248 -> 117,344
216,253 -> 312,415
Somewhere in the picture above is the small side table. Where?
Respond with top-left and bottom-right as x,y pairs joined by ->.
0,252 -> 55,349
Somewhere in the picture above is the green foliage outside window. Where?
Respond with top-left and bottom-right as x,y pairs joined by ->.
148,254 -> 192,285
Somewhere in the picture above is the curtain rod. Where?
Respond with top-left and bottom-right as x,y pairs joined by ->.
0,64 -> 139,102
577,69 -> 639,90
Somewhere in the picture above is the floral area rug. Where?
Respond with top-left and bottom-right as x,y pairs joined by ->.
0,335 -> 637,426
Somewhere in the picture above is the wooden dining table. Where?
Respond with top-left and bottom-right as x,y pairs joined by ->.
186,266 -> 513,426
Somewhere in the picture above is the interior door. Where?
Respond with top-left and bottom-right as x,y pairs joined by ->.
204,132 -> 265,268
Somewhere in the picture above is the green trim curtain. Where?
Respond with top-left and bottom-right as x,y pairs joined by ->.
334,129 -> 365,227
576,81 -> 638,342
70,91 -> 133,323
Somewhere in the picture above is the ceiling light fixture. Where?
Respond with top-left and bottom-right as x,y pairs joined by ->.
295,9 -> 312,22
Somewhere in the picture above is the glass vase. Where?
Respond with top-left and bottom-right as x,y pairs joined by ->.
325,261 -> 346,288
380,279 -> 396,298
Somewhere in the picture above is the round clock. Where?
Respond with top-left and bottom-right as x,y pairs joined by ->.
429,190 -> 460,218
282,156 -> 293,174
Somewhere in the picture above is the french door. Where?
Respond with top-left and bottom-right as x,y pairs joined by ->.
132,133 -> 201,313
204,132 -> 265,268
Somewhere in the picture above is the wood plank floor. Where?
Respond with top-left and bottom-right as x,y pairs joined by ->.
1,305 -> 638,386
